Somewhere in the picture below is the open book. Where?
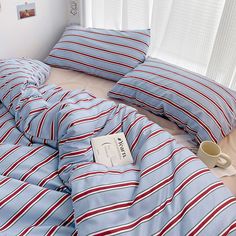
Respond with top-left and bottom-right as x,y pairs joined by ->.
91,133 -> 133,167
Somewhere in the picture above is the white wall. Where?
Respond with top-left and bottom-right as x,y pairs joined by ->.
0,0 -> 68,60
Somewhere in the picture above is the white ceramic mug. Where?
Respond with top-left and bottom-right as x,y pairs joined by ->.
197,141 -> 231,169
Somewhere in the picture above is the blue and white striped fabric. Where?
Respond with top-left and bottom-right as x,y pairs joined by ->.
0,59 -> 76,235
108,58 -> 236,144
0,58 -> 236,235
45,25 -> 150,81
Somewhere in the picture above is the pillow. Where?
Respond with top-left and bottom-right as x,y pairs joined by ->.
108,58 -> 236,144
45,25 -> 150,81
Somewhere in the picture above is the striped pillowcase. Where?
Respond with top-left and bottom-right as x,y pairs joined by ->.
108,58 -> 236,144
45,25 -> 150,81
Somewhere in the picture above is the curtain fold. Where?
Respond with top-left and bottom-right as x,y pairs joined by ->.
81,0 -> 152,29
149,0 -> 225,74
80,0 -> 236,89
206,0 -> 236,88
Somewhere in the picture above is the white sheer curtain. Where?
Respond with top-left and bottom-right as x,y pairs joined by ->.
81,0 -> 152,30
80,0 -> 236,89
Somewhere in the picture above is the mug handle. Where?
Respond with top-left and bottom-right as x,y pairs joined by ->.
217,153 -> 231,168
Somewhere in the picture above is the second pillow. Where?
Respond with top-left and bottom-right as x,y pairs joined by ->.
45,25 -> 150,81
108,58 -> 236,144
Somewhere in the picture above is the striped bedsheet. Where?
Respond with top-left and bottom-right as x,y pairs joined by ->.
0,58 -> 236,235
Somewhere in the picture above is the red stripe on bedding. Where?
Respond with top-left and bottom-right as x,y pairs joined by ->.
48,54 -> 125,77
58,40 -> 143,62
126,75 -> 227,136
117,82 -> 218,142
66,28 -> 150,46
63,34 -> 146,55
52,47 -> 134,69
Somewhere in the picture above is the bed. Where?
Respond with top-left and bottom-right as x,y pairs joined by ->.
0,58 -> 236,235
48,67 -> 236,196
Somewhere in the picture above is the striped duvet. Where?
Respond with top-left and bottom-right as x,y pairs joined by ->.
0,59 -> 236,235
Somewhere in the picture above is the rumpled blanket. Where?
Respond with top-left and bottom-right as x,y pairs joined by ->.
0,59 -> 236,235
